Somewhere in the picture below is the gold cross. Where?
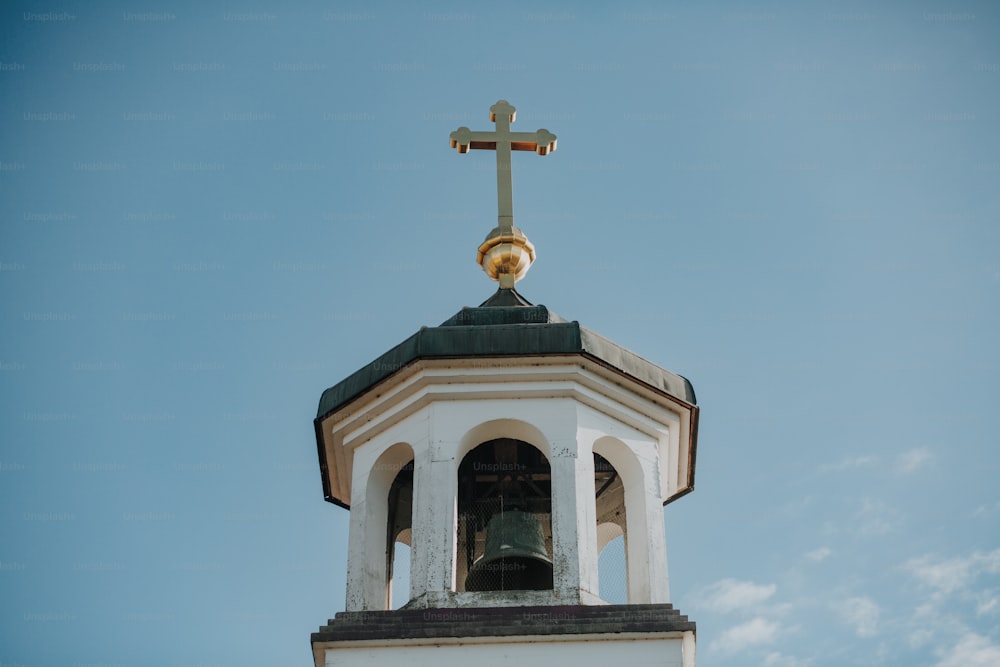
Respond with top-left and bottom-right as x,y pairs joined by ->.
450,100 -> 557,235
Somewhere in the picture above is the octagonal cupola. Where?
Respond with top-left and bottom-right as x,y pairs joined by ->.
314,293 -> 698,610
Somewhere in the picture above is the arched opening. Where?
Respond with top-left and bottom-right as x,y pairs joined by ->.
385,462 -> 413,608
390,532 -> 411,609
356,442 -> 414,611
598,530 -> 627,603
456,438 -> 553,592
595,452 -> 628,603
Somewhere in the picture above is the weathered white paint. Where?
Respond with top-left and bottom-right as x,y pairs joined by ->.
316,631 -> 696,667
320,357 -> 695,612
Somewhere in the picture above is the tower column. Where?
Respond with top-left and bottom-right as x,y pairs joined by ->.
637,442 -> 671,603
573,440 -> 600,599
549,435 -> 599,602
343,482 -> 368,611
409,437 -> 458,603
344,447 -> 387,611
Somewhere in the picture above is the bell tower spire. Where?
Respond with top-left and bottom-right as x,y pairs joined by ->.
309,100 -> 700,667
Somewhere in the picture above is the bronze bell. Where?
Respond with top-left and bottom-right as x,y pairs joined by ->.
465,510 -> 554,591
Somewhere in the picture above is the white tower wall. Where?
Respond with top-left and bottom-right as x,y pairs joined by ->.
323,358 -> 691,611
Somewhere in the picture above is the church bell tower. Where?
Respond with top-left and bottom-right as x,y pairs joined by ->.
310,101 -> 700,666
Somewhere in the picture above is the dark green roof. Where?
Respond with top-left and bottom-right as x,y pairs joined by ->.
316,288 -> 696,420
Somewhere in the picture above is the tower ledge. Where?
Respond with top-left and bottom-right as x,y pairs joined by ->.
313,603 -> 696,667
313,603 -> 694,642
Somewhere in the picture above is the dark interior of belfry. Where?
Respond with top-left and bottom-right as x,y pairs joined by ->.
458,439 -> 554,592
385,438 -> 628,596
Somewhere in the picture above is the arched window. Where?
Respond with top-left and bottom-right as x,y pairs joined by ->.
595,452 -> 628,603
385,460 -> 413,608
456,438 -> 553,592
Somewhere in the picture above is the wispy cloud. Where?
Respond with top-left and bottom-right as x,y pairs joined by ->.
909,627 -> 934,649
805,546 -> 831,562
900,548 -> 1000,663
855,497 -> 903,536
934,631 -> 1000,667
764,652 -> 812,667
975,591 -> 998,616
820,455 -> 876,473
836,596 -> 879,637
973,500 -> 1000,518
697,578 -> 777,613
712,617 -> 781,654
894,447 -> 931,473
780,495 -> 814,518
903,549 -> 1000,595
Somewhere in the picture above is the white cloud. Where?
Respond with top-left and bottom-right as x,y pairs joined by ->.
780,495 -> 814,518
902,552 -> 1000,666
905,555 -> 972,594
836,596 -> 879,637
976,593 -> 998,616
903,549 -> 1000,595
909,628 -> 933,649
895,447 -> 932,473
819,520 -> 838,536
935,631 -> 1000,667
698,578 -> 777,613
820,455 -> 876,473
805,546 -> 831,562
712,617 -> 781,654
763,652 -> 812,667
856,497 -> 903,536
973,500 -> 1000,518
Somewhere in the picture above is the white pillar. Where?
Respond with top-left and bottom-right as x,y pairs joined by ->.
549,419 -> 600,602
343,487 -> 368,611
637,444 -> 670,603
549,437 -> 578,601
410,436 -> 457,600
573,442 -> 600,599
345,447 -> 389,611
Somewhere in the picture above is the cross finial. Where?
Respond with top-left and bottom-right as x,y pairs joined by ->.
450,100 -> 557,288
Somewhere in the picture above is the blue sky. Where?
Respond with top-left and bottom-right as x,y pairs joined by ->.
1,2 -> 998,665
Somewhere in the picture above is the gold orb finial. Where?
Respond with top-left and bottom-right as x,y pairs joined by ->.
450,100 -> 556,287
477,225 -> 536,288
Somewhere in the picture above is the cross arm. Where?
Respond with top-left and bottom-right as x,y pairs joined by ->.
450,128 -> 557,155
